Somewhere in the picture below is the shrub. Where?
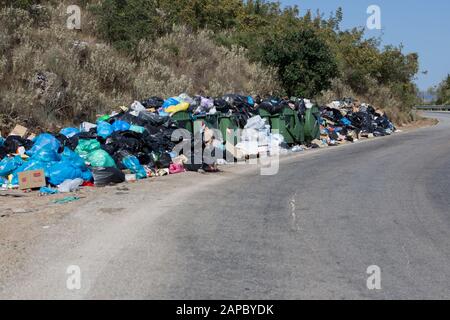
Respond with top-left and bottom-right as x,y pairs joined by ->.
259,27 -> 338,97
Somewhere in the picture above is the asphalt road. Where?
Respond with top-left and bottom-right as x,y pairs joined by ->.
1,112 -> 449,299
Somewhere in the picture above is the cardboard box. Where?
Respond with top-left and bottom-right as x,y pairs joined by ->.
18,170 -> 46,190
9,125 -> 28,138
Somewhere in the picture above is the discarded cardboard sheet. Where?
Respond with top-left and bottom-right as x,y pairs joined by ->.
9,125 -> 28,138
18,170 -> 46,190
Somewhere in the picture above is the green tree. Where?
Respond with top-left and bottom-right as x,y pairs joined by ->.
436,75 -> 450,105
258,27 -> 338,97
90,0 -> 163,52
158,0 -> 243,31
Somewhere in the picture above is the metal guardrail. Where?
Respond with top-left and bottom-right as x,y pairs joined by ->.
414,105 -> 450,111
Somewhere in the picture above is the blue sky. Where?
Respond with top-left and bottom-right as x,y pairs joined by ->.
281,0 -> 450,90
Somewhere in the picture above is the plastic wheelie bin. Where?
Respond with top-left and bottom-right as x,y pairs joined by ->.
171,111 -> 193,134
303,105 -> 321,142
218,113 -> 240,145
258,107 -> 304,145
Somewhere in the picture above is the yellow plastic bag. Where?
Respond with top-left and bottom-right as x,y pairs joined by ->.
165,102 -> 190,114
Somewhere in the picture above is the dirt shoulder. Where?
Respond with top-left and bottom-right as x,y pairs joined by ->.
399,116 -> 439,131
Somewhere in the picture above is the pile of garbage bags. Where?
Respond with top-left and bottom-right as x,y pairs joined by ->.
0,93 -> 396,191
316,99 -> 396,147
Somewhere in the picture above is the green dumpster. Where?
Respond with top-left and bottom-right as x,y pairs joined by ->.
258,108 -> 272,127
303,105 -> 321,142
192,114 -> 219,134
171,111 -> 193,134
258,107 -> 304,145
218,113 -> 240,145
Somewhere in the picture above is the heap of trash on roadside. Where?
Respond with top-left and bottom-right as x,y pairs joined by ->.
0,94 -> 396,194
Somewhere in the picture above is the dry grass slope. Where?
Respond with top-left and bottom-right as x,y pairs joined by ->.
0,4 -> 280,135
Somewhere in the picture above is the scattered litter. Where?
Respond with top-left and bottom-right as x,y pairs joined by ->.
39,186 -> 59,195
52,196 -> 80,204
12,208 -> 34,214
125,174 -> 137,183
9,125 -> 28,138
58,178 -> 83,193
19,169 -> 46,190
291,146 -> 304,152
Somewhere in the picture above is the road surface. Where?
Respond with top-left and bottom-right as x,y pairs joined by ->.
1,112 -> 449,299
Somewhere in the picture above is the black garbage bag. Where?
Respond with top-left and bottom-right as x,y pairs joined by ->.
143,123 -> 160,135
91,167 -> 125,186
101,143 -> 116,156
258,100 -> 275,114
296,99 -> 306,115
184,163 -> 203,171
67,135 -> 80,150
350,112 -> 374,132
106,131 -> 145,155
322,107 -> 343,122
375,114 -> 393,130
115,112 -> 147,127
214,98 -> 231,113
223,94 -> 252,110
141,96 -> 164,109
3,135 -> 33,153
367,105 -> 376,115
138,110 -> 168,126
141,127 -> 177,152
0,146 -> 7,160
135,152 -> 153,166
54,133 -> 78,151
258,98 -> 284,114
150,151 -> 171,169
77,129 -> 97,140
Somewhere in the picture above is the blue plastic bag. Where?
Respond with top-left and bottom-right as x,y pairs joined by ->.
111,120 -> 131,132
60,127 -> 80,138
47,162 -> 84,186
27,133 -> 61,157
97,121 -> 113,139
122,155 -> 147,179
81,170 -> 93,182
340,117 -> 352,126
61,147 -> 86,170
32,144 -> 61,162
39,186 -> 59,195
0,156 -> 24,177
0,136 -> 4,147
162,97 -> 180,109
10,158 -> 55,185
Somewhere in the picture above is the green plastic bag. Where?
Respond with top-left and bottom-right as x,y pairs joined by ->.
129,125 -> 145,134
97,114 -> 110,123
75,139 -> 101,159
86,149 -> 116,168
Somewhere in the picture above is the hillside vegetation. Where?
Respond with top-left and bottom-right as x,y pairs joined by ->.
0,0 -> 420,134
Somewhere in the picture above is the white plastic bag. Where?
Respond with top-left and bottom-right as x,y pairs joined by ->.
58,178 -> 83,193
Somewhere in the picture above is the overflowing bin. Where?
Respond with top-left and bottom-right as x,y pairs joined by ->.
303,105 -> 321,142
258,107 -> 304,145
171,111 -> 193,134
